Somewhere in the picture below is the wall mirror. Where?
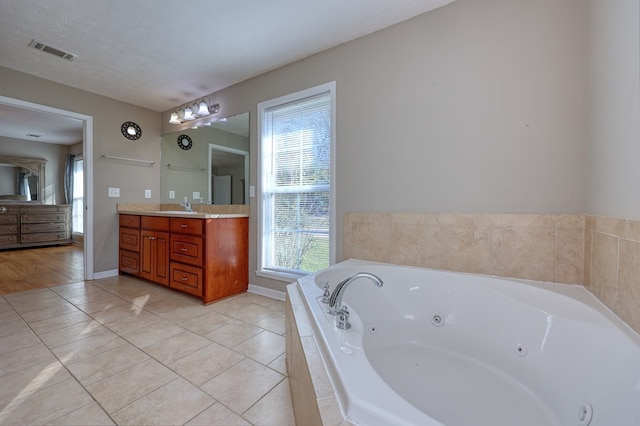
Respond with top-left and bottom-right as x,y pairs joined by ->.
160,112 -> 249,204
0,155 -> 46,202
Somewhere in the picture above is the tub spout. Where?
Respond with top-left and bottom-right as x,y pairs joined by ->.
327,272 -> 383,315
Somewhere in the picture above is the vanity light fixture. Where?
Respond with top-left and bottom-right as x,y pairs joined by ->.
168,98 -> 220,124
182,105 -> 195,121
169,112 -> 181,124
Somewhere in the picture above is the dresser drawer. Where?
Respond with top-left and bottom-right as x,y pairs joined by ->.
170,218 -> 203,236
170,234 -> 203,266
21,223 -> 67,233
169,262 -> 203,296
0,206 -> 20,214
21,232 -> 69,243
0,214 -> 18,224
120,228 -> 140,252
120,250 -> 140,275
119,214 -> 141,228
21,213 -> 67,223
20,206 -> 69,214
0,234 -> 18,245
0,224 -> 18,235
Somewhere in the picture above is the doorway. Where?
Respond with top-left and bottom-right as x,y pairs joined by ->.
0,95 -> 94,283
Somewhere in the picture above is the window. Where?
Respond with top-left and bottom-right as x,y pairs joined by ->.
258,82 -> 336,279
72,157 -> 83,234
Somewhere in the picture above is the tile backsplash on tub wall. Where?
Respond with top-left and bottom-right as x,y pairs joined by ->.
344,212 -> 640,334
584,215 -> 640,333
344,212 -> 585,284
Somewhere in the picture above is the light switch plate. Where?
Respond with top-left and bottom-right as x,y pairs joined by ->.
145,189 -> 151,198
249,186 -> 256,197
169,190 -> 175,199
108,187 -> 120,197
193,191 -> 200,199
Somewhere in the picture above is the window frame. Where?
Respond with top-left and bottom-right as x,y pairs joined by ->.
257,81 -> 336,281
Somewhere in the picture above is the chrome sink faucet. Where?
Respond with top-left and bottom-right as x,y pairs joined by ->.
180,197 -> 193,212
327,272 -> 383,315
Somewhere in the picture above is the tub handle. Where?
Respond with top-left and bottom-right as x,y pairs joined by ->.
336,306 -> 351,330
321,283 -> 330,304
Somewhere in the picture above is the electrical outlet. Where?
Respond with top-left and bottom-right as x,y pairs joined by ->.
108,187 -> 120,197
145,189 -> 151,198
192,191 -> 200,199
169,190 -> 175,199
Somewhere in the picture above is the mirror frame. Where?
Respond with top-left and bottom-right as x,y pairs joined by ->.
0,155 -> 46,202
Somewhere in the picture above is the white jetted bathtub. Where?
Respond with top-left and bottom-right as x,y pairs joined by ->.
290,259 -> 640,426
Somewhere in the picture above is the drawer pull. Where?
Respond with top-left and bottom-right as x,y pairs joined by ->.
180,247 -> 187,252
181,276 -> 188,281
180,224 -> 188,228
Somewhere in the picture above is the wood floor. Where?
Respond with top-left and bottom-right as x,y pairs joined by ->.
0,245 -> 84,295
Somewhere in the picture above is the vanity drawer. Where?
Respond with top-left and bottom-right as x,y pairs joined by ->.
21,223 -> 67,233
21,213 -> 67,223
141,216 -> 170,231
169,262 -> 203,296
0,214 -> 18,224
119,228 -> 140,252
21,232 -> 69,243
170,234 -> 203,266
119,214 -> 140,228
0,234 -> 18,245
0,224 -> 18,235
119,250 -> 140,275
170,218 -> 203,236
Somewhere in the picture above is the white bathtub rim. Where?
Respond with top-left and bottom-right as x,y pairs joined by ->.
316,258 -> 640,346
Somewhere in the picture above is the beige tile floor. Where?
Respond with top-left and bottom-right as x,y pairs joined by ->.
0,275 -> 295,425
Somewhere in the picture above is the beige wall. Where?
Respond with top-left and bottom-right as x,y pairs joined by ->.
586,0 -> 640,217
162,0 -> 589,293
0,66 -> 160,273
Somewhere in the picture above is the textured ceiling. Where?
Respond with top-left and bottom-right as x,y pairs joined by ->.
0,0 -> 454,112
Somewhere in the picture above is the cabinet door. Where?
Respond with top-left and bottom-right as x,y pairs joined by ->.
140,230 -> 169,286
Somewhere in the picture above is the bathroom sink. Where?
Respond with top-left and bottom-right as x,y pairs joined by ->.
157,210 -> 199,214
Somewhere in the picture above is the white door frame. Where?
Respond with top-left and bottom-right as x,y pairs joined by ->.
0,95 -> 94,279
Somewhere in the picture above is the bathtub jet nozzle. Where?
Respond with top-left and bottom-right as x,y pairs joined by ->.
327,272 -> 383,315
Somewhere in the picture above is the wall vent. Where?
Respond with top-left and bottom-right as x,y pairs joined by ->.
28,39 -> 77,62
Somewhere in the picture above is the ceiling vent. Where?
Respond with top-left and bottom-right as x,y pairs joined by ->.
28,39 -> 77,62
25,133 -> 42,138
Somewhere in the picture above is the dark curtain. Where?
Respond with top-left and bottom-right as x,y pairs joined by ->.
64,154 -> 75,204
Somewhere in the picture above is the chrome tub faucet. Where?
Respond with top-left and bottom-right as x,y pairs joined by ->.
326,272 -> 383,315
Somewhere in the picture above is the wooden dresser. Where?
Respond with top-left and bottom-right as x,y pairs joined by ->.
119,212 -> 248,304
0,204 -> 72,250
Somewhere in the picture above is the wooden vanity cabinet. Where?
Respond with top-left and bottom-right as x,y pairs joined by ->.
139,217 -> 170,286
118,214 -> 140,275
119,213 -> 248,304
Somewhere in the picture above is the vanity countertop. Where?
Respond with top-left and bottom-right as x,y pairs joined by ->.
118,210 -> 247,219
117,203 -> 249,219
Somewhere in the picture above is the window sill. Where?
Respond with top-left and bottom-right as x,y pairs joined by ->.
256,269 -> 306,283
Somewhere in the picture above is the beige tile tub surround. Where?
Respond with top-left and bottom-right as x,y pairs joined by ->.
344,212 -> 640,335
344,212 -> 585,284
584,215 -> 640,334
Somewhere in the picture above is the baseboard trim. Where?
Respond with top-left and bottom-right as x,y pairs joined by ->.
248,284 -> 286,301
92,269 -> 119,280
